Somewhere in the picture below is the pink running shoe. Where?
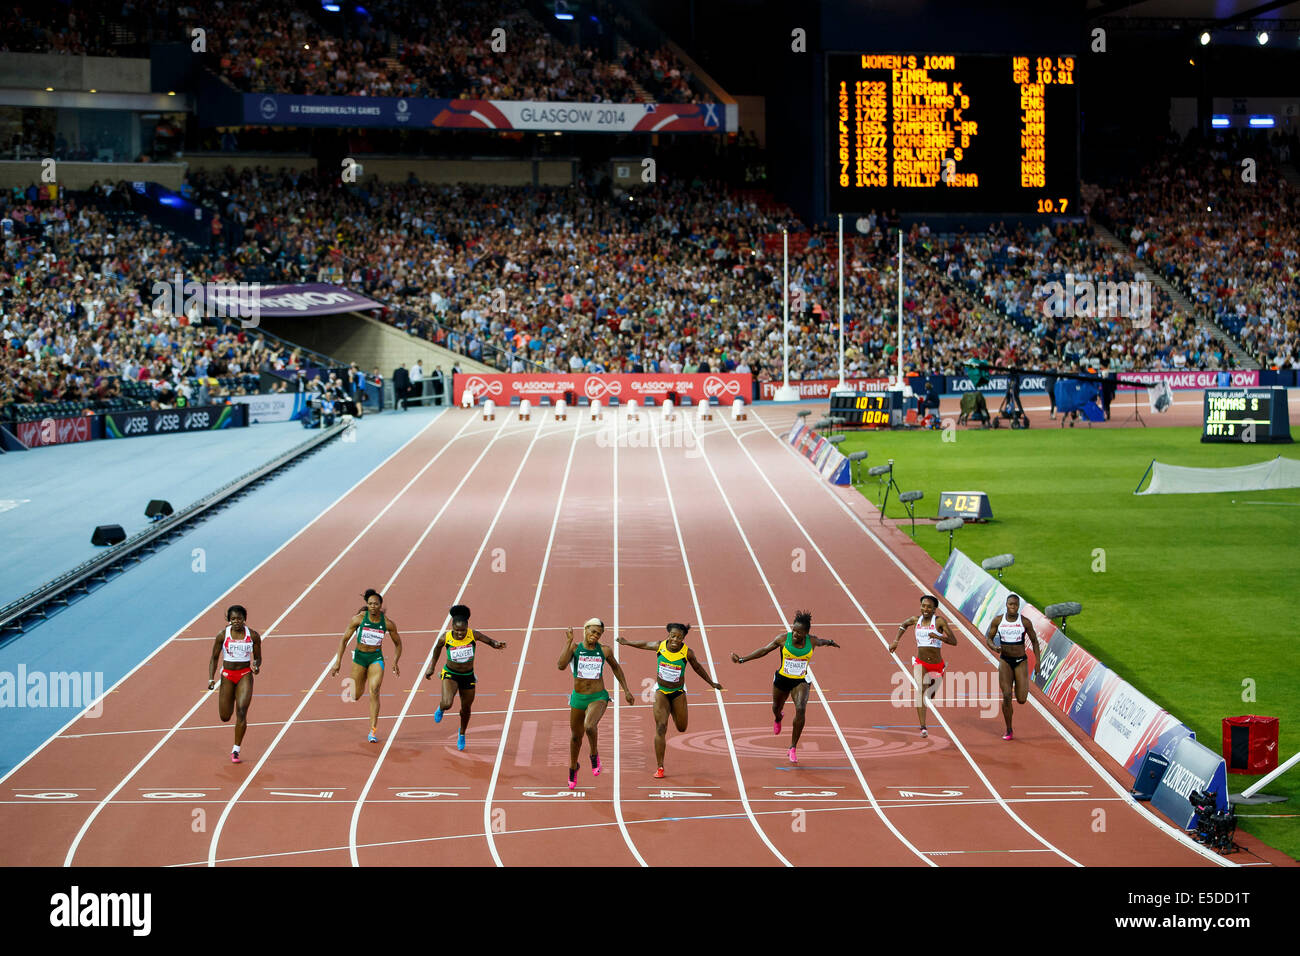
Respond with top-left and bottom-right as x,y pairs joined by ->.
774,713 -> 783,735
1002,732 -> 1014,741
788,747 -> 798,764
230,751 -> 242,764
568,767 -> 577,790
920,728 -> 928,738
592,755 -> 602,777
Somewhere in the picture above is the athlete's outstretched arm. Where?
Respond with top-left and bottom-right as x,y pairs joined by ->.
329,614 -> 361,678
888,617 -> 917,654
731,635 -> 783,664
984,614 -> 1004,651
556,627 -> 577,670
386,618 -> 402,677
615,636 -> 658,651
687,648 -> 722,689
474,630 -> 507,650
606,649 -> 635,704
425,634 -> 446,680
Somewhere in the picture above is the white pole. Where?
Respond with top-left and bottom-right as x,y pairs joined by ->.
836,213 -> 845,391
772,228 -> 798,401
1241,748 -> 1300,798
783,226 -> 790,390
896,229 -> 903,387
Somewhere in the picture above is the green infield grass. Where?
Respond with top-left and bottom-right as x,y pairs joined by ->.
832,422 -> 1300,860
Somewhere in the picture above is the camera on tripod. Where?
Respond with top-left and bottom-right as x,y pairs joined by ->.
1188,789 -> 1237,854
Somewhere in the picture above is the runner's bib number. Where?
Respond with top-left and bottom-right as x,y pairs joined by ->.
358,626 -> 385,647
782,658 -> 809,678
448,644 -> 474,664
576,656 -> 603,680
657,662 -> 684,684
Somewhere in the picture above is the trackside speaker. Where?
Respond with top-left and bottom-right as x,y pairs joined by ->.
92,524 -> 126,546
145,499 -> 174,519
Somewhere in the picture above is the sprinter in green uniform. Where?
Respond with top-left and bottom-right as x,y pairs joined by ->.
330,589 -> 403,743
557,618 -> 634,790
618,622 -> 722,778
732,609 -> 839,764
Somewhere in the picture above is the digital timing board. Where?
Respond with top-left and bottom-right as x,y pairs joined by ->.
1201,387 -> 1292,443
827,52 -> 1079,215
830,392 -> 896,427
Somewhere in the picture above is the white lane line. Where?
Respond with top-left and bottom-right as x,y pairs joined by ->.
58,410 -> 462,866
679,416 -> 933,866
350,411 -> 559,866
612,412 -> 649,866
712,412 -> 1080,867
482,416 -> 595,866
647,410 -> 792,865
205,412 -> 513,867
750,411 -> 1233,868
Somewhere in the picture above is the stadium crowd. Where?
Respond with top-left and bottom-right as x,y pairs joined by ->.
1097,129 -> 1300,370
0,187 -> 315,423
1,0 -> 701,105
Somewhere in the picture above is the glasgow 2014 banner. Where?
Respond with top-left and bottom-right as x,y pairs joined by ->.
243,95 -> 733,133
453,373 -> 750,405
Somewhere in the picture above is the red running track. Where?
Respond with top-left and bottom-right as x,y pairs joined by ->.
0,404 -> 1291,867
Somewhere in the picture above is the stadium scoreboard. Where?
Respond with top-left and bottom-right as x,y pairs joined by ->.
827,52 -> 1079,215
830,391 -> 898,427
1201,387 -> 1292,443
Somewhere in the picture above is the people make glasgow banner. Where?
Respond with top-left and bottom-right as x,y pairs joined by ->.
239,95 -> 733,133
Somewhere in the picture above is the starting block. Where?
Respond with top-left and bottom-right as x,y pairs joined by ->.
519,399 -> 531,421
482,399 -> 496,421
626,399 -> 638,420
732,399 -> 747,421
590,399 -> 602,420
697,399 -> 713,421
460,389 -> 475,408
555,399 -> 567,421
662,398 -> 675,421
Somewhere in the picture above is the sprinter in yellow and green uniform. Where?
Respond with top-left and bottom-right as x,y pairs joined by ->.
424,604 -> 507,751
618,622 -> 722,778
557,618 -> 635,790
330,588 -> 403,744
732,609 -> 840,764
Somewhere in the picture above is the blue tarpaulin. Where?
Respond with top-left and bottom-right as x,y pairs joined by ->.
1055,380 -> 1104,421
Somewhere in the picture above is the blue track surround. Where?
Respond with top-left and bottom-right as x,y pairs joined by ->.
0,408 -> 445,777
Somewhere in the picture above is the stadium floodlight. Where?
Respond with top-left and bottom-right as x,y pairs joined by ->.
1257,31 -> 1269,45
898,490 -> 924,536
1044,601 -> 1083,634
936,516 -> 964,555
1199,31 -> 1210,45
981,553 -> 1015,581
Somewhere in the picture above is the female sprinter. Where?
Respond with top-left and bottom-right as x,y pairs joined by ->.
730,610 -> 840,764
984,593 -> 1041,740
424,604 -> 507,751
888,594 -> 958,737
558,619 -> 635,790
617,622 -> 723,778
208,604 -> 262,763
329,589 -> 402,743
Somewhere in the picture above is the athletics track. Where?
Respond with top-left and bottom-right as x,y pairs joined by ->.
1,400 -> 1295,868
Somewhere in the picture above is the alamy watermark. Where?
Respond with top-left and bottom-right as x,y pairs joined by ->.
1040,275 -> 1152,329
0,666 -> 105,716
151,272 -> 261,328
